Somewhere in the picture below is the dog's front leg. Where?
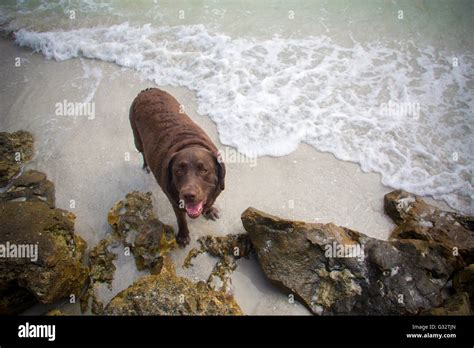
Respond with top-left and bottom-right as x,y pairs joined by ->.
173,204 -> 190,247
141,153 -> 150,173
203,206 -> 220,221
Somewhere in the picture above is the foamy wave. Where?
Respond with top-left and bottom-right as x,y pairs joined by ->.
14,22 -> 473,214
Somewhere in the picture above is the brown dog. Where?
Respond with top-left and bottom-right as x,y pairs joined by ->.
129,88 -> 225,246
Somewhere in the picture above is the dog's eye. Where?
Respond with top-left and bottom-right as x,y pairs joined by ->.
175,169 -> 183,176
200,169 -> 208,175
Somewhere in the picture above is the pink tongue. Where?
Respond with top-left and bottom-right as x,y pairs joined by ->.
185,201 -> 204,216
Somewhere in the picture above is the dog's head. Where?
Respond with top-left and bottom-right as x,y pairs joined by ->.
166,147 -> 225,218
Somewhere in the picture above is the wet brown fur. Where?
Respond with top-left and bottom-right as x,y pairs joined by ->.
130,88 -> 225,246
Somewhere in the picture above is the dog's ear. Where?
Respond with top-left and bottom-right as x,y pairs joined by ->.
164,151 -> 179,197
214,151 -> 226,191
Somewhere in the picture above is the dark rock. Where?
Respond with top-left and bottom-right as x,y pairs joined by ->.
107,192 -> 177,271
0,201 -> 88,313
104,256 -> 242,315
0,283 -> 37,314
384,190 -> 474,263
0,170 -> 55,207
241,207 -> 464,315
0,131 -> 34,187
422,292 -> 472,316
453,264 -> 474,310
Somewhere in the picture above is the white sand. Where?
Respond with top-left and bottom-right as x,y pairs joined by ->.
0,38 -> 453,315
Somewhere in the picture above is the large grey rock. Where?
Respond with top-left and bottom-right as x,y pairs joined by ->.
241,207 -> 464,315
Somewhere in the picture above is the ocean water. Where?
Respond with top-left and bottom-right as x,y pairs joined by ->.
0,0 -> 472,214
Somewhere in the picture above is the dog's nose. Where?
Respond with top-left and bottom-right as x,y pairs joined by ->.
182,191 -> 196,202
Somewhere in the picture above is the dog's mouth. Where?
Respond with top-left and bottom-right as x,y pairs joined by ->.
185,201 -> 204,218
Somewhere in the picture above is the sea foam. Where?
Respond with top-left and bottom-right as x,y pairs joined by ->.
14,22 -> 473,214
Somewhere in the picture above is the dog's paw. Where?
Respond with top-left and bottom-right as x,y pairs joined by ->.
177,233 -> 190,247
141,154 -> 150,173
203,206 -> 220,221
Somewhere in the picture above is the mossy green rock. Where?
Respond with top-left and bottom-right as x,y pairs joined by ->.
108,191 -> 177,271
81,237 -> 118,314
104,256 -> 242,315
89,238 -> 117,287
0,131 -> 34,187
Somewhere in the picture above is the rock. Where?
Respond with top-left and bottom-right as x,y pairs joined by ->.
104,256 -> 242,315
0,201 -> 88,313
0,170 -> 55,207
108,192 -> 177,271
206,260 -> 237,295
183,234 -> 253,294
422,293 -> 472,316
183,234 -> 252,269
80,237 -> 118,314
384,190 -> 474,263
0,131 -> 34,187
0,134 -> 88,314
46,309 -> 65,316
89,238 -> 117,288
85,191 -> 177,314
0,284 -> 37,315
453,264 -> 474,310
183,248 -> 203,269
241,207 -> 464,315
188,234 -> 253,261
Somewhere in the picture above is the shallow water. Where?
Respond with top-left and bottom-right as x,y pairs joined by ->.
1,0 -> 471,213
